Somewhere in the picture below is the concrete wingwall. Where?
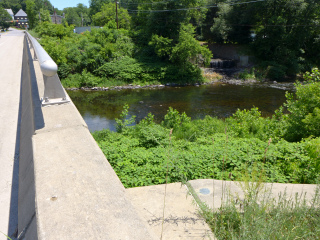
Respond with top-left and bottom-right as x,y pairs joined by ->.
206,43 -> 254,67
18,35 -> 157,239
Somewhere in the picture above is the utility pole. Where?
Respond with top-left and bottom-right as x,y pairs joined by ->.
81,13 -> 83,27
115,1 -> 119,29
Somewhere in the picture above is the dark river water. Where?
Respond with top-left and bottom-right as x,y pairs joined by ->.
67,82 -> 294,132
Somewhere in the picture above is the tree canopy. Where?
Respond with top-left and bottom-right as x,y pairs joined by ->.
204,0 -> 320,77
0,6 -> 12,30
30,0 -> 320,82
92,2 -> 131,29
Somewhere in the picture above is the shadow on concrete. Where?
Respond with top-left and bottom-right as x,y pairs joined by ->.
7,36 -> 45,239
7,76 -> 21,239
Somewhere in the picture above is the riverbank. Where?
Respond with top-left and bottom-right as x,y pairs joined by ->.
65,77 -> 294,92
64,67 -> 299,92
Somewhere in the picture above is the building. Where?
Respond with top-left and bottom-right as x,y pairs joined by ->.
51,12 -> 64,24
5,9 -> 14,20
14,9 -> 28,28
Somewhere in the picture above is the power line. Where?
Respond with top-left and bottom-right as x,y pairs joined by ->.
127,11 -> 320,28
120,0 -> 170,5
121,0 -> 246,5
126,0 -> 266,12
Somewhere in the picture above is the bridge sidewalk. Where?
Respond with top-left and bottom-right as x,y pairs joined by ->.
0,28 -> 25,239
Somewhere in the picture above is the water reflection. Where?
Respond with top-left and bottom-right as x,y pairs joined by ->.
67,82 -> 294,132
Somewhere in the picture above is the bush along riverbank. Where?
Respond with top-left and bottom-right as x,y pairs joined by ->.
32,22 -> 213,89
92,68 -> 320,188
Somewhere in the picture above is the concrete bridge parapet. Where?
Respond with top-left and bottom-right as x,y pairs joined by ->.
19,34 -> 157,239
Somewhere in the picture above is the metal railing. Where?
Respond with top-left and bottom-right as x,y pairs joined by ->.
25,32 -> 70,106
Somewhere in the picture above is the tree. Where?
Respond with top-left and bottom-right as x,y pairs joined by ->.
25,0 -> 38,29
0,0 -> 22,13
39,8 -> 50,23
138,0 -> 206,41
0,6 -> 12,30
64,7 -> 81,26
92,2 -> 131,29
284,68 -> 320,141
210,3 -> 232,43
63,4 -> 91,27
75,3 -> 90,26
170,24 -> 212,67
208,0 -> 320,77
89,0 -> 112,17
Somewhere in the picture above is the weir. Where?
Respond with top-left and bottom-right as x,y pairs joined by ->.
15,32 -> 157,239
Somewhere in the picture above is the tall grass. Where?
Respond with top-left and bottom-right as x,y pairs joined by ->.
193,136 -> 320,240
199,184 -> 320,239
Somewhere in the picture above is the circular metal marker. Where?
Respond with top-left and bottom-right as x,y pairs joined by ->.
199,188 -> 210,195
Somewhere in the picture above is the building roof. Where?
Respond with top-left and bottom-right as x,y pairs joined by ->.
5,9 -> 14,20
15,9 -> 27,17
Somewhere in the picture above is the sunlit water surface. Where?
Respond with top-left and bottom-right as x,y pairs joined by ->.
67,82 -> 294,132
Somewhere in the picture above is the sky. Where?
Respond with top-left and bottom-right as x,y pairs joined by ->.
50,0 -> 90,10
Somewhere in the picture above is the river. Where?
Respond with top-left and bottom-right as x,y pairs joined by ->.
67,82 -> 294,132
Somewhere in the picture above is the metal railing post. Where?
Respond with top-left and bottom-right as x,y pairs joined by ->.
25,32 -> 70,106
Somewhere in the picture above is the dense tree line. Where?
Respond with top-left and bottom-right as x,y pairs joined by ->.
204,0 -> 320,79
0,0 -> 54,15
25,0 -> 320,84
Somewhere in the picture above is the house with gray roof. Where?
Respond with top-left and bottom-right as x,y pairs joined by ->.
14,9 -> 28,28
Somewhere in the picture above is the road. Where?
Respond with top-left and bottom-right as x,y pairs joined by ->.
0,28 -> 24,239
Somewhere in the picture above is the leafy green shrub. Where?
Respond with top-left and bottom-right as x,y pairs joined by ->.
93,111 -> 319,187
115,104 -> 136,133
305,138 -> 320,181
62,71 -> 104,88
39,37 -> 68,66
237,68 -> 256,80
79,70 -> 103,87
173,116 -> 226,141
164,63 -> 205,84
135,123 -> 168,148
95,56 -> 143,83
266,64 -> 286,80
61,73 -> 82,88
258,61 -> 287,80
226,107 -> 276,141
162,107 -> 191,130
284,68 -> 320,141
35,22 -> 73,38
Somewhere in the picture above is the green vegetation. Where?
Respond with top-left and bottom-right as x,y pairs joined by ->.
25,0 -> 319,84
32,20 -> 211,87
204,0 -> 320,79
0,6 -> 12,31
200,183 -> 320,239
91,70 -> 320,238
236,68 -> 256,80
0,0 -> 28,14
92,68 -> 320,188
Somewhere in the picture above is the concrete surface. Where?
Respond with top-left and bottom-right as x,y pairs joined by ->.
28,42 -> 157,238
17,35 -> 39,239
0,28 -> 24,239
126,183 -> 215,239
189,179 -> 319,209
